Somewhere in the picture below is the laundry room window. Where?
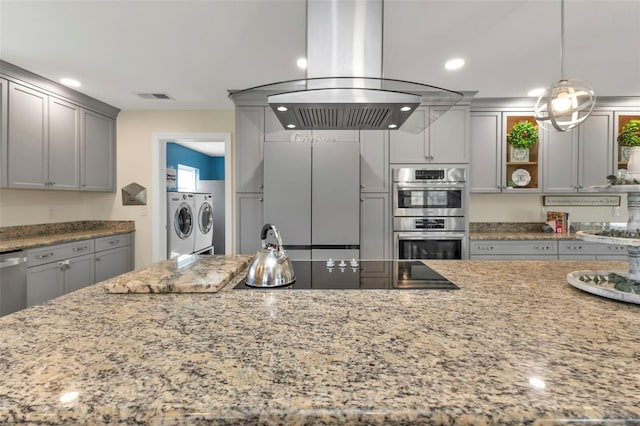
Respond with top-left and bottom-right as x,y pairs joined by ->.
177,164 -> 198,192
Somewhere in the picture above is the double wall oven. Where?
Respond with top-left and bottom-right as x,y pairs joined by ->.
393,168 -> 468,260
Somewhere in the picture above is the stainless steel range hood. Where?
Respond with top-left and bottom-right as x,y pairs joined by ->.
228,0 -> 463,133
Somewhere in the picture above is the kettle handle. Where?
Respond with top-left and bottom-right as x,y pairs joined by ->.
260,223 -> 284,252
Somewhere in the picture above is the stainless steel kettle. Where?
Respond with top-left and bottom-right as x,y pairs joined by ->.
245,224 -> 296,287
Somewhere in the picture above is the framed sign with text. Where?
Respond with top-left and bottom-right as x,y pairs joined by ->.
543,195 -> 621,207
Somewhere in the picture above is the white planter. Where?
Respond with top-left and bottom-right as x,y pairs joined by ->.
510,147 -> 529,162
626,146 -> 640,181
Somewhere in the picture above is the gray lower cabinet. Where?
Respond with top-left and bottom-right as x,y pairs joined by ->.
27,251 -> 94,307
81,109 -> 115,192
236,193 -> 264,254
558,240 -> 627,261
0,77 -> 7,187
360,193 -> 389,260
94,234 -> 132,282
469,240 -> 558,260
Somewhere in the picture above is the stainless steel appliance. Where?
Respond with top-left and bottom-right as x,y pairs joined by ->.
0,250 -> 27,317
392,168 -> 468,260
234,260 -> 459,290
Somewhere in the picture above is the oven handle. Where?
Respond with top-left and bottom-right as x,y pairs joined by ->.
394,182 -> 465,190
395,232 -> 467,241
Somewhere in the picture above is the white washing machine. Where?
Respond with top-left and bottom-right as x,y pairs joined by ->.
194,193 -> 214,253
167,192 -> 195,259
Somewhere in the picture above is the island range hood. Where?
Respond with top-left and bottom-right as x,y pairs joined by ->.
228,0 -> 463,133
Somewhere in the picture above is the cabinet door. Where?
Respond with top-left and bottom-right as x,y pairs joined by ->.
65,253 -> 95,293
0,78 -> 7,187
360,193 -> 389,260
95,246 -> 131,283
263,141 -> 312,246
542,128 -> 578,192
579,111 -> 614,190
469,112 -> 501,193
236,107 -> 264,192
48,97 -> 80,190
429,106 -> 469,163
27,262 -> 64,307
360,130 -> 389,192
8,82 -> 48,189
236,193 -> 264,254
312,142 -> 360,245
81,109 -> 114,191
389,107 -> 429,163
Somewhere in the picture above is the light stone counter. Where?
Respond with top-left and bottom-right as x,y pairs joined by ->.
1,258 -> 639,425
470,231 -> 579,240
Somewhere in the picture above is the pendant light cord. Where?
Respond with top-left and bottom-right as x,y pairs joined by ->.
560,0 -> 565,80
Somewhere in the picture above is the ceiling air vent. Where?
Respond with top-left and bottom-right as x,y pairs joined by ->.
137,93 -> 173,100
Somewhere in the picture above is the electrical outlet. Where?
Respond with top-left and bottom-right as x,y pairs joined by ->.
612,207 -> 623,217
48,207 -> 55,219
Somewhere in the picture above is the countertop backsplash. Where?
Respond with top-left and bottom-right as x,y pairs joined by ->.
469,221 -> 623,233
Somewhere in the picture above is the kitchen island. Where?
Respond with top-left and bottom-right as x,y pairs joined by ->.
1,257 -> 639,424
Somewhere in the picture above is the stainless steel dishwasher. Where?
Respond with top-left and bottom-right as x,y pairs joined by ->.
0,250 -> 27,317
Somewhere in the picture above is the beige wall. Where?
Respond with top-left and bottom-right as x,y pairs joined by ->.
0,110 -> 235,269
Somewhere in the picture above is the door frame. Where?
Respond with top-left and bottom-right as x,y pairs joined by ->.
151,132 -> 232,263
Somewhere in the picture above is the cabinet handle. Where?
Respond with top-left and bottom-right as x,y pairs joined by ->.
259,198 -> 263,202
259,184 -> 263,189
73,245 -> 89,252
108,239 -> 120,245
96,257 -> 101,261
608,246 -> 625,251
535,246 -> 551,250
37,252 -> 54,259
478,246 -> 494,250
81,184 -> 87,187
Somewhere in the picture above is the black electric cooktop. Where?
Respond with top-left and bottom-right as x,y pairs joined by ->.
233,260 -> 459,290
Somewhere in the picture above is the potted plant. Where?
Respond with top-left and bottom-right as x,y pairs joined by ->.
507,121 -> 538,162
619,120 -> 640,180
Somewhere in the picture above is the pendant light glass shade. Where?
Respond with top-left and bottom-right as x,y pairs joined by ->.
534,79 -> 596,132
534,0 -> 595,132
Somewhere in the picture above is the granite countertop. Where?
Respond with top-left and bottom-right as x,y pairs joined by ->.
470,231 -> 580,240
1,257 -> 639,424
0,221 -> 135,252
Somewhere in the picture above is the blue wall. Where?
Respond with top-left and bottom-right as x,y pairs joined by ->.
166,143 -> 224,191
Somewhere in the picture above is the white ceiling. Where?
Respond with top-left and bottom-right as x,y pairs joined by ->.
174,141 -> 225,156
1,0 -> 639,112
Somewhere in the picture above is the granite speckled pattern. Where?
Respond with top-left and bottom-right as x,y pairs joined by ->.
1,259 -> 639,424
104,254 -> 252,293
470,231 -> 580,240
0,221 -> 135,252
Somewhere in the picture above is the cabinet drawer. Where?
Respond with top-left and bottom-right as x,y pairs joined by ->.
470,240 -> 558,256
27,239 -> 94,267
95,233 -> 130,251
559,241 -> 627,256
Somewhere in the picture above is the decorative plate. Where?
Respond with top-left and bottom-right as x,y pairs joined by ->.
511,169 -> 531,187
621,146 -> 631,162
567,270 -> 640,305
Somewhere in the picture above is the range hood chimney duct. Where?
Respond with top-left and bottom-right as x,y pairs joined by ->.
228,0 -> 463,133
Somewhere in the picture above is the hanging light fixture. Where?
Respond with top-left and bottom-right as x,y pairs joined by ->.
534,0 -> 595,132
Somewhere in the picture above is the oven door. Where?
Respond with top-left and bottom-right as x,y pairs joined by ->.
393,183 -> 465,217
394,232 -> 467,260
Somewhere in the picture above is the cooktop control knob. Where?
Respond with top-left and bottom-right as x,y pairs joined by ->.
350,258 -> 359,267
338,260 -> 347,268
326,258 -> 335,268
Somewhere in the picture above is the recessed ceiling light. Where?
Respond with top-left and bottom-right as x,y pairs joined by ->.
296,58 -> 307,69
528,88 -> 546,97
388,124 -> 398,129
277,106 -> 288,112
400,106 -> 412,112
59,78 -> 81,88
287,124 -> 296,129
444,58 -> 465,71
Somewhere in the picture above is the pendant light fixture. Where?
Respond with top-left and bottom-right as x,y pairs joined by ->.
534,0 -> 595,132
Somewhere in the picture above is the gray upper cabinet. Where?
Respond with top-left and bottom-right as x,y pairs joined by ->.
390,106 -> 469,164
469,112 -> 501,193
543,111 -> 613,192
81,109 -> 115,192
236,107 -> 264,192
0,78 -> 7,187
263,141 -> 312,246
7,82 -> 48,189
95,245 -> 131,283
48,96 -> 80,190
360,130 -> 389,192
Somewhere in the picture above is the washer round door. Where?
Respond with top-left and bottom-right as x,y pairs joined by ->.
174,202 -> 194,239
198,202 -> 213,233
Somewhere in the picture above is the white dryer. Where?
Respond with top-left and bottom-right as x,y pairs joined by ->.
167,192 -> 195,259
194,193 -> 214,253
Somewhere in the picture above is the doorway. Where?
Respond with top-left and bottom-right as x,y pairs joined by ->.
152,132 -> 232,263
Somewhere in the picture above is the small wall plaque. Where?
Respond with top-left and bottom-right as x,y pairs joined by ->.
543,195 -> 620,207
122,183 -> 147,206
